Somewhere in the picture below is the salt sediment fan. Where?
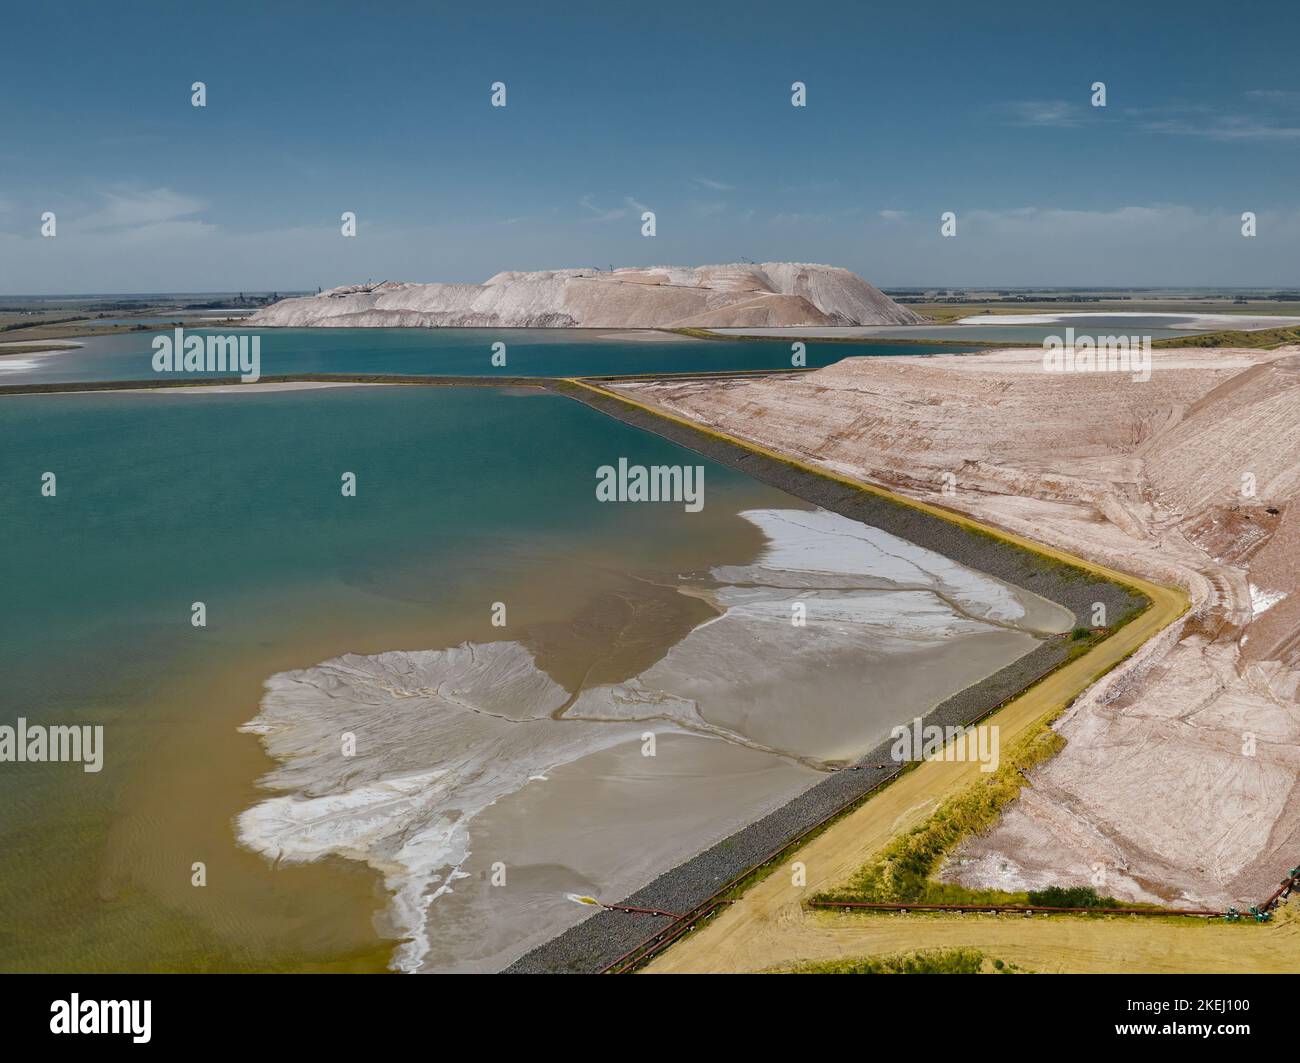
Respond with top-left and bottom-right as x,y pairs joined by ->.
237,508 -> 1065,972
247,263 -> 923,329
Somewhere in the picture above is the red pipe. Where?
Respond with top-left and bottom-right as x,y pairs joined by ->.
808,900 -> 1221,917
602,901 -> 732,975
597,768 -> 911,974
600,903 -> 683,919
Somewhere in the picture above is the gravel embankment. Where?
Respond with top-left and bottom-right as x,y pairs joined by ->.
506,382 -> 1145,974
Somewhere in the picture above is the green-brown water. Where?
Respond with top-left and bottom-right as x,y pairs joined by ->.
0,382 -> 1068,972
0,384 -> 794,970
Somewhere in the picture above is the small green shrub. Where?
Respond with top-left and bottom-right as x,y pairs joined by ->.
1027,885 -> 1120,909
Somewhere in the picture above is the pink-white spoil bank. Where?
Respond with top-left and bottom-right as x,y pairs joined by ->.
611,344 -> 1300,907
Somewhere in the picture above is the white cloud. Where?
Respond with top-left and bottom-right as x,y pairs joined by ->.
1131,93 -> 1300,141
79,187 -> 206,231
994,100 -> 1082,128
7,198 -> 1299,294
858,204 -> 1300,286
1244,89 -> 1300,104
1143,115 -> 1300,141
772,211 -> 831,225
578,194 -> 627,222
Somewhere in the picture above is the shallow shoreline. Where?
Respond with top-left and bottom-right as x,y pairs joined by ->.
504,381 -> 1152,973
231,496 -> 1065,972
1,371 -> 1156,973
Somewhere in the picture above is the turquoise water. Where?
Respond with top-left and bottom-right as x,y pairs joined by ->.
0,384 -> 802,970
848,323 -> 1195,343
1,382 -> 784,761
2,327 -> 984,385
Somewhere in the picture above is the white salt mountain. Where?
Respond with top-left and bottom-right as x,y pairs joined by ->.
248,263 -> 922,329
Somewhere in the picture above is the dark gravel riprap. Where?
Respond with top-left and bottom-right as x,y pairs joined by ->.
505,382 -> 1147,974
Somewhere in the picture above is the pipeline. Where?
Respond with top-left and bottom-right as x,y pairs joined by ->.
596,767 -> 909,973
601,901 -> 733,976
812,862 -> 1300,925
596,813 -> 1298,974
597,825 -> 1300,974
595,789 -> 1298,972
1227,863 -> 1300,923
1261,865 -> 1300,909
599,903 -> 683,919
807,900 -> 1222,917
595,649 -> 1060,975
603,879 -> 1286,975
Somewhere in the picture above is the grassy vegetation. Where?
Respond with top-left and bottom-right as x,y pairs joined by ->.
0,315 -> 88,332
1027,885 -> 1119,908
564,379 -> 1190,968
1154,325 -> 1300,349
2,320 -> 169,341
806,621 -> 1193,916
657,634 -> 1120,939
0,317 -> 248,342
787,947 -> 1024,974
813,715 -> 1068,908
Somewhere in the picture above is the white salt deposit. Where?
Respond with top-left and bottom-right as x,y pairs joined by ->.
237,508 -> 1070,970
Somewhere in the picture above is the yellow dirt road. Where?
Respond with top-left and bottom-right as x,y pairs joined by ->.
560,382 -> 1258,974
667,908 -> 1300,974
644,574 -> 1192,973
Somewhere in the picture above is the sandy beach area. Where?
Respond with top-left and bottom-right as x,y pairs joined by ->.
0,339 -> 83,373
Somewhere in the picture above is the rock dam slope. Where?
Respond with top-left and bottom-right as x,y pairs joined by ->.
612,345 -> 1300,910
247,264 -> 922,329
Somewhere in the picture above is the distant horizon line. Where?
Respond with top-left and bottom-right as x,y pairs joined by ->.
5,283 -> 1300,300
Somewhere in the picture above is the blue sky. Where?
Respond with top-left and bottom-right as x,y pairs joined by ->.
3,0 -> 1299,292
